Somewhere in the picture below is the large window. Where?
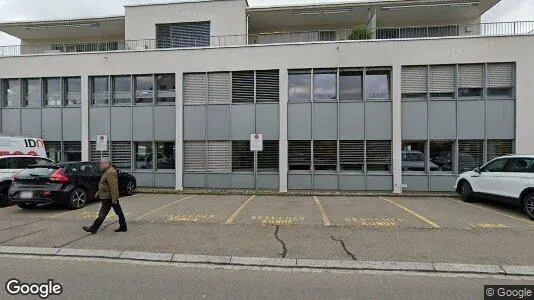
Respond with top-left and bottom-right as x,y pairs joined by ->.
156,142 -> 175,170
288,141 -> 311,171
401,141 -> 427,172
366,70 -> 390,100
184,142 -> 206,172
135,75 -> 154,104
458,140 -> 483,172
207,141 -> 231,173
135,142 -> 153,169
232,71 -> 255,103
429,65 -> 455,99
232,141 -> 253,171
458,64 -> 483,98
111,141 -> 132,170
313,140 -> 337,171
4,79 -> 20,107
156,22 -> 211,48
401,66 -> 427,99
156,74 -> 175,103
65,77 -> 81,105
289,70 -> 311,102
487,140 -> 514,161
313,69 -> 336,101
258,140 -> 279,172
366,140 -> 391,172
256,70 -> 279,103
23,78 -> 41,107
44,78 -> 61,106
46,142 -> 62,162
339,140 -> 364,172
63,142 -> 81,162
113,76 -> 132,105
92,76 -> 109,105
430,141 -> 454,172
339,69 -> 363,101
487,63 -> 514,98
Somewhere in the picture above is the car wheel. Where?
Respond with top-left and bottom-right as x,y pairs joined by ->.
68,188 -> 87,210
459,181 -> 475,203
17,203 -> 37,209
125,180 -> 136,196
523,193 -> 534,221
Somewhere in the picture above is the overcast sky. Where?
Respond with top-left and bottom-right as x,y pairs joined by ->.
0,0 -> 531,45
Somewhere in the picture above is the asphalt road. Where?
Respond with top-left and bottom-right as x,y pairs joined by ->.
1,255 -> 533,300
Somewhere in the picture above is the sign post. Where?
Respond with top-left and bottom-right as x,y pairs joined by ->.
95,134 -> 108,159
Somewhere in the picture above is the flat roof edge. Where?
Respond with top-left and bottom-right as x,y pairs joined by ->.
0,15 -> 125,27
124,0 -> 244,8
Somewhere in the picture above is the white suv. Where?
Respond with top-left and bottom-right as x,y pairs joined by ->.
454,155 -> 534,220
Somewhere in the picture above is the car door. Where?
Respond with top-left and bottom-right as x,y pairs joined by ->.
498,158 -> 532,200
76,163 -> 101,199
475,158 -> 508,195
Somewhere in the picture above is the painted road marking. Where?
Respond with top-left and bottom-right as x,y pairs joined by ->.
468,223 -> 507,229
225,195 -> 256,224
379,196 -> 440,228
314,196 -> 331,226
165,214 -> 215,223
344,217 -> 403,228
251,216 -> 304,225
446,197 -> 534,226
78,212 -> 132,220
134,195 -> 197,221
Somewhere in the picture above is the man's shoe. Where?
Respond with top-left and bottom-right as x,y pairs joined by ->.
82,226 -> 97,234
114,227 -> 127,232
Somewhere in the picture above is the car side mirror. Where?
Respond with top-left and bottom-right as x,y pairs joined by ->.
474,167 -> 481,173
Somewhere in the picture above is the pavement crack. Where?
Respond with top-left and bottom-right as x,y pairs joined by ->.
58,221 -> 118,248
0,227 -> 50,245
274,225 -> 287,258
330,235 -> 357,260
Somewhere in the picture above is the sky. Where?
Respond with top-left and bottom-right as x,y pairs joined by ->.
0,0 -> 532,45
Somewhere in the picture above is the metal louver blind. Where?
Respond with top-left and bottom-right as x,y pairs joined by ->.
429,65 -> 455,93
288,141 -> 311,171
184,142 -> 206,172
63,142 -> 81,162
232,71 -> 255,103
487,140 -> 514,161
313,141 -> 337,172
258,140 -> 279,172
90,141 -> 110,162
366,141 -> 391,171
45,142 -> 61,162
184,73 -> 207,105
156,22 -> 210,48
458,140 -> 483,172
256,70 -> 280,102
339,140 -> 364,171
207,141 -> 231,173
401,66 -> 427,93
111,141 -> 132,170
458,64 -> 484,87
232,141 -> 253,172
208,72 -> 231,104
487,63 -> 514,87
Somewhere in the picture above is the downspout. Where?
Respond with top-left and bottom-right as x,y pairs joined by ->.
246,12 -> 250,44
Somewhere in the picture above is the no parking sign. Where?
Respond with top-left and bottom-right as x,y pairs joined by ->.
250,133 -> 263,151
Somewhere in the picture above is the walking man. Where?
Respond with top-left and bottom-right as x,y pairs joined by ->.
83,158 -> 127,234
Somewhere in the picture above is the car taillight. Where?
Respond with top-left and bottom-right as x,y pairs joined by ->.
10,171 -> 20,182
49,168 -> 69,183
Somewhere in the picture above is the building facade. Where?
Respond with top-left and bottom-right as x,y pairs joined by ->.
0,0 -> 532,192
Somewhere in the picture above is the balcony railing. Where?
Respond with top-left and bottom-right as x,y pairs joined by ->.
1,21 -> 533,57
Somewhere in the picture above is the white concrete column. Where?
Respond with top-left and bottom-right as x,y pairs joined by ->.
391,65 -> 403,194
175,72 -> 184,191
279,69 -> 288,193
81,75 -> 90,161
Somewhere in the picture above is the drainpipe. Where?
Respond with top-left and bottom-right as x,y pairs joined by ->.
246,12 -> 250,44
368,7 -> 377,39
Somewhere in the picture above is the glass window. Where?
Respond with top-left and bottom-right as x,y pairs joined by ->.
156,74 -> 175,103
458,88 -> 483,98
458,140 -> 483,173
258,140 -> 279,172
232,71 -> 255,103
288,141 -> 311,171
487,140 -> 514,161
366,70 -> 390,100
4,79 -> 20,107
256,70 -> 279,103
113,76 -> 131,105
135,75 -> 154,104
44,78 -> 61,106
156,142 -> 175,170
313,140 -> 337,171
45,141 -> 61,162
65,77 -> 81,105
366,140 -> 391,172
430,141 -> 454,172
502,158 -> 532,173
488,87 -> 513,98
111,141 -> 132,170
313,69 -> 336,101
288,70 -> 311,102
402,141 -> 428,172
92,76 -> 109,105
339,140 -> 364,172
135,142 -> 153,169
339,69 -> 363,101
232,141 -> 253,172
63,142 -> 81,162
184,142 -> 206,172
482,158 -> 508,172
23,78 -> 41,107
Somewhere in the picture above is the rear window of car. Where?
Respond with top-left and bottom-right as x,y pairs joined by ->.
16,167 -> 57,177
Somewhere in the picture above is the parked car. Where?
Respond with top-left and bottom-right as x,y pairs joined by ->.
9,161 -> 136,210
454,155 -> 534,220
402,150 -> 439,171
0,155 -> 54,206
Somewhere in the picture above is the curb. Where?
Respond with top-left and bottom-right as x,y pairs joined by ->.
0,246 -> 532,276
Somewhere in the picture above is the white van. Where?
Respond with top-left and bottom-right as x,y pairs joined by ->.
0,137 -> 54,206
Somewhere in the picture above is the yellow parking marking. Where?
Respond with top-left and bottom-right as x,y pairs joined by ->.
313,196 -> 331,226
165,214 -> 215,223
446,197 -> 534,225
134,194 -> 197,221
345,217 -> 403,228
225,195 -> 256,224
251,216 -> 304,225
47,206 -> 94,219
468,223 -> 507,229
78,212 -> 132,220
379,196 -> 440,228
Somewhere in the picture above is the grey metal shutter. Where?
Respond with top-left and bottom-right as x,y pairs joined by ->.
45,141 -> 61,162
339,140 -> 364,171
288,141 -> 311,171
366,140 -> 391,171
156,22 -> 210,48
232,71 -> 255,103
111,141 -> 132,170
90,141 -> 110,162
429,65 -> 455,93
231,140 -> 253,171
458,64 -> 484,87
258,140 -> 279,172
313,140 -> 337,171
184,73 -> 207,105
487,140 -> 514,161
458,140 -> 483,172
401,66 -> 427,94
256,70 -> 279,102
184,142 -> 206,172
207,141 -> 231,173
208,72 -> 231,104
487,63 -> 514,87
63,142 -> 81,162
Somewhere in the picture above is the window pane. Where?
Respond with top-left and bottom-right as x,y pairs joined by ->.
113,76 -> 132,105
135,75 -> 154,104
487,140 -> 514,161
135,142 -> 153,169
45,141 -> 61,162
339,140 -> 364,172
482,158 -> 508,172
366,70 -> 390,99
401,66 -> 427,99
288,141 -> 311,171
64,142 -> 81,162
366,140 -> 391,172
111,141 -> 132,170
92,77 -> 109,105
207,141 -> 231,173
5,79 -> 20,107
313,70 -> 336,101
313,140 -> 337,171
458,140 -> 483,173
430,141 -> 454,172
232,141 -> 253,172
23,78 -> 41,107
184,142 -> 206,172
156,142 -> 175,170
156,22 -> 210,48
488,87 -> 513,98
258,140 -> 279,172
256,70 -> 279,103
157,74 -> 175,103
402,141 -> 428,172
339,69 -> 362,101
289,70 -> 311,102
44,78 -> 61,106
232,71 -> 255,103
429,65 -> 455,99
503,158 -> 530,173
66,77 -> 81,105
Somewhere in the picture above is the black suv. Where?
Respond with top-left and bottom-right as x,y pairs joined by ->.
9,162 -> 136,210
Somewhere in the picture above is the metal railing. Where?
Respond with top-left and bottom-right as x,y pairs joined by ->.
1,21 -> 533,57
